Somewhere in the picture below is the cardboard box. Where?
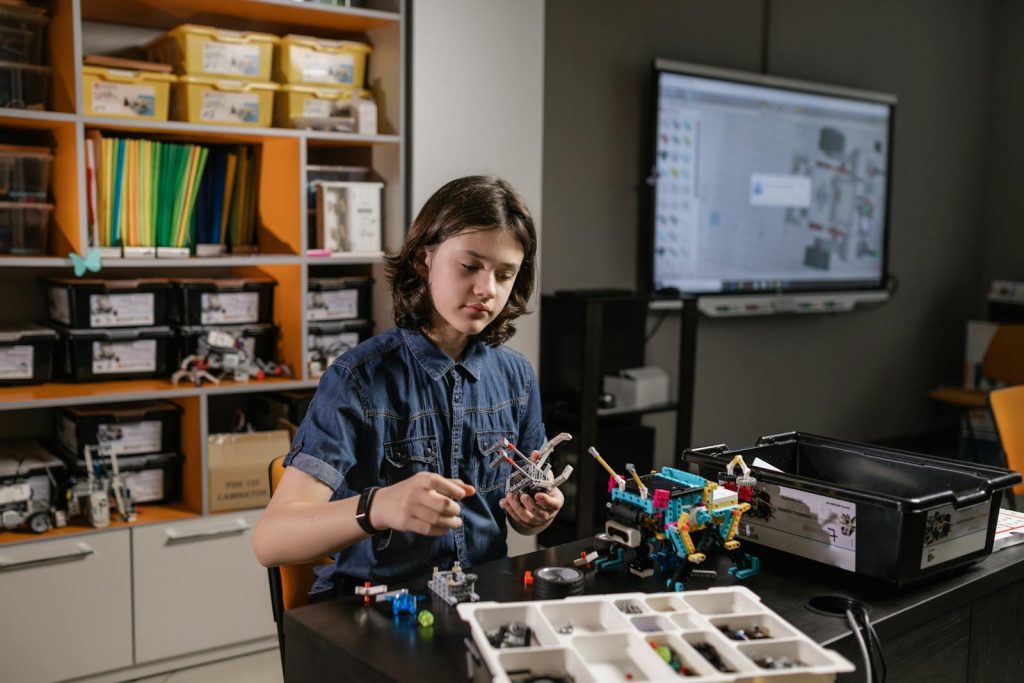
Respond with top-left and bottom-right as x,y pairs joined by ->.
602,366 -> 670,409
207,430 -> 291,512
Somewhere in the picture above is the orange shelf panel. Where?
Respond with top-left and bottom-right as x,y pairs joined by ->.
167,396 -> 203,515
0,505 -> 200,546
258,137 -> 302,255
49,0 -> 76,114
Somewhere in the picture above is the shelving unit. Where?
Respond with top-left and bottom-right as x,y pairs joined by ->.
0,1 -> 404,680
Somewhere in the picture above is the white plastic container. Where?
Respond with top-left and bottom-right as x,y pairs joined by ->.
315,180 -> 383,253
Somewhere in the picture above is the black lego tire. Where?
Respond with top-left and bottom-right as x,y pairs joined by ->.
532,566 -> 584,600
594,532 -> 616,555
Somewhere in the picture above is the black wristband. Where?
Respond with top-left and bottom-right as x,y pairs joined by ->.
355,486 -> 382,535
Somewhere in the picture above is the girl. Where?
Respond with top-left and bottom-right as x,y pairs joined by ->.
252,176 -> 564,596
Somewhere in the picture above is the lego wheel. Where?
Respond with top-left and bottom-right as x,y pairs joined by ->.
27,512 -> 52,534
533,566 -> 584,599
594,531 -> 616,554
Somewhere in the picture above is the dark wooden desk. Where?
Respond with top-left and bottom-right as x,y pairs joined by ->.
284,540 -> 1024,682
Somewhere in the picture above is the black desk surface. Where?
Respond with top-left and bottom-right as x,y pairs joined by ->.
284,539 -> 1024,682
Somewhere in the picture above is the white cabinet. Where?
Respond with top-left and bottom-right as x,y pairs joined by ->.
0,532 -> 133,683
132,510 -> 275,663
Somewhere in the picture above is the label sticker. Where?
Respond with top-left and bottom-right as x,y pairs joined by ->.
125,469 -> 165,503
202,42 -> 260,76
200,91 -> 260,124
200,292 -> 259,324
308,331 -> 359,370
0,345 -> 33,379
920,501 -> 991,569
307,289 -> 358,320
739,481 -> 857,571
302,97 -> 334,118
97,420 -> 163,456
90,293 -> 155,327
297,48 -> 354,85
90,82 -> 157,117
92,340 -> 157,374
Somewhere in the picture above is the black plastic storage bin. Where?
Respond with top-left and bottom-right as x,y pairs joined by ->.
173,277 -> 275,325
255,389 -> 315,430
307,319 -> 372,375
0,440 -> 66,508
57,325 -> 174,381
175,323 -> 278,365
682,432 -> 1022,586
64,451 -> 181,504
307,277 -> 372,321
55,401 -> 181,460
0,322 -> 58,385
44,278 -> 172,328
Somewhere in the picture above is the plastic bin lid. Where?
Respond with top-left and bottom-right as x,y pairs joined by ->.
172,276 -> 276,288
0,322 -> 58,343
0,441 -> 64,478
309,319 -> 372,334
158,24 -> 280,43
44,276 -> 171,288
308,276 -> 373,289
0,143 -> 53,158
82,65 -> 178,82
0,61 -> 52,73
0,201 -> 54,210
0,3 -> 48,22
62,400 -> 181,418
280,84 -> 373,99
54,324 -> 175,340
72,450 -> 181,468
178,323 -> 276,336
177,75 -> 280,91
280,34 -> 373,53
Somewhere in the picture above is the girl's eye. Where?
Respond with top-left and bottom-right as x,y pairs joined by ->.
497,272 -> 515,282
461,263 -> 479,272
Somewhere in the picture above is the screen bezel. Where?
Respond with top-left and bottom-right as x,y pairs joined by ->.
639,59 -> 897,299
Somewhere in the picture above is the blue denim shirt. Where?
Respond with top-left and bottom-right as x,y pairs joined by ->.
284,327 -> 547,591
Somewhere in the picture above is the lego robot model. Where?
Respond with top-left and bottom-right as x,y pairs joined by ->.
428,561 -> 480,606
484,432 -> 574,496
588,447 -> 759,591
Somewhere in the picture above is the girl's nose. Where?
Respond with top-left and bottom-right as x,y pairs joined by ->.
475,272 -> 497,298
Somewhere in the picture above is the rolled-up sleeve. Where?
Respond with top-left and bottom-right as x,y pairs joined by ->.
284,363 -> 365,493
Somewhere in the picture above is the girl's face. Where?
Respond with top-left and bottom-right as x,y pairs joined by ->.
421,227 -> 525,344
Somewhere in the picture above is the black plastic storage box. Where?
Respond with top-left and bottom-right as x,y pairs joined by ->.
65,451 -> 181,504
307,319 -> 372,375
256,389 -> 315,430
0,322 -> 58,385
44,278 -> 172,328
56,325 -> 174,381
175,323 -> 278,365
55,401 -> 181,460
173,277 -> 275,325
682,432 -> 1022,586
307,277 -> 372,321
0,440 -> 66,507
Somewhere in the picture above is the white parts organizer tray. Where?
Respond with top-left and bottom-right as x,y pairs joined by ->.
457,586 -> 854,683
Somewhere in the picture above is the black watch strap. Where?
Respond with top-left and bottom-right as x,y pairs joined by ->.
355,487 -> 382,534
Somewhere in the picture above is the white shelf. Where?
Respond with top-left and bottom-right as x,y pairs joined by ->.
0,109 -> 76,124
81,116 -> 401,146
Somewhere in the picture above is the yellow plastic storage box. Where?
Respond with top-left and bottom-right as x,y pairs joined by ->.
276,35 -> 372,89
147,24 -> 279,81
275,85 -> 373,127
174,77 -> 279,127
82,66 -> 177,120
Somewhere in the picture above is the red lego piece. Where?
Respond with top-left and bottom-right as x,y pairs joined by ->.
523,570 -> 533,587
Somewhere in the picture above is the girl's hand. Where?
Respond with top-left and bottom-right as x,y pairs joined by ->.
371,472 -> 475,536
500,450 -> 565,532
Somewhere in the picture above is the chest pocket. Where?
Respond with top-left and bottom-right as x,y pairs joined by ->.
471,430 -> 517,494
382,434 -> 440,486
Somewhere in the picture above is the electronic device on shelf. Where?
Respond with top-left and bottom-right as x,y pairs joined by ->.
640,59 -> 897,315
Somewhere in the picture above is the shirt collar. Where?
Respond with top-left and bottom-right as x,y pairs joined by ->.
400,328 -> 484,382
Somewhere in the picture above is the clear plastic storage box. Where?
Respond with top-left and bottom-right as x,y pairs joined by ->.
0,201 -> 51,254
0,61 -> 50,109
0,3 -> 48,65
0,144 -> 52,200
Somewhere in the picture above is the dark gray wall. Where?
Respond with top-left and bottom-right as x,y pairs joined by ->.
542,0 -> 996,452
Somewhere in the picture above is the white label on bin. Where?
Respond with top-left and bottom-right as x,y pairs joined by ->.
49,287 -> 71,325
90,81 -> 157,117
200,292 -> 259,324
920,501 -> 992,569
738,482 -> 857,572
0,345 -> 33,379
308,332 -> 359,370
202,42 -> 260,77
98,420 -> 162,456
200,91 -> 260,124
297,48 -> 354,85
307,289 -> 358,320
302,97 -> 334,118
90,293 -> 154,327
125,469 -> 164,503
92,340 -> 157,374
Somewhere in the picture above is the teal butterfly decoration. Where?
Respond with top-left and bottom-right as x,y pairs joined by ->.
69,248 -> 102,277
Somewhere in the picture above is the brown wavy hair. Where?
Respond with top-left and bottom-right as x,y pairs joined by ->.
386,176 -> 537,346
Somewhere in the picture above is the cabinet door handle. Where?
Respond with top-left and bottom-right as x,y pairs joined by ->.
0,543 -> 94,571
165,519 -> 250,543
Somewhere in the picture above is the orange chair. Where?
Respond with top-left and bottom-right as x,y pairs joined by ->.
266,455 -> 332,670
929,324 -> 1024,460
988,385 -> 1024,508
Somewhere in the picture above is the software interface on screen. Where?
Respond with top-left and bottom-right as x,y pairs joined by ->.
653,71 -> 891,294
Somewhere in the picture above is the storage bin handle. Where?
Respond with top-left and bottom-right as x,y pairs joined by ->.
952,488 -> 989,509
755,431 -> 797,446
0,542 -> 94,571
683,443 -> 729,458
165,518 -> 249,543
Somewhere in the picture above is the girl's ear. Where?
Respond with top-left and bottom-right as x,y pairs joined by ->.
414,246 -> 432,278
